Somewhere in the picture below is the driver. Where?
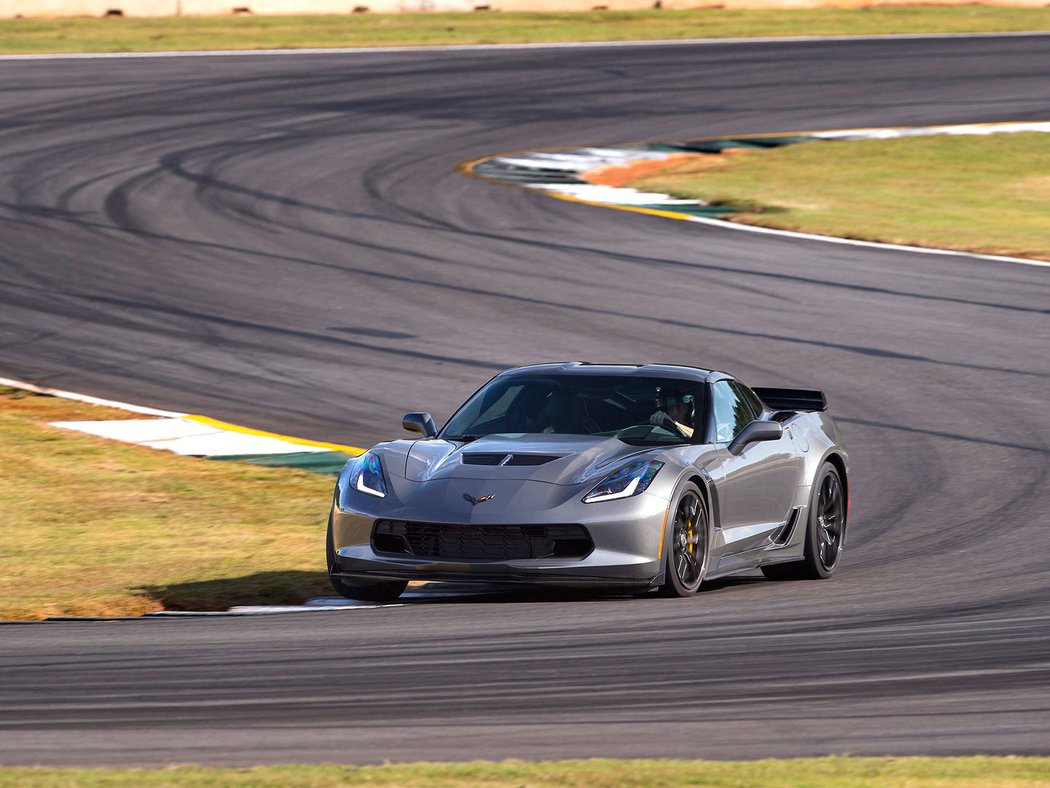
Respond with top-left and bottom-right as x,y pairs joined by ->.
650,390 -> 695,438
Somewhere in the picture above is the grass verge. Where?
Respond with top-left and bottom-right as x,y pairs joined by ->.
622,132 -> 1050,260
0,387 -> 333,620
2,757 -> 1050,786
1,8 -> 1049,55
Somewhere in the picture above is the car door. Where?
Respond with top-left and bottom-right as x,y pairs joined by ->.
709,379 -> 802,556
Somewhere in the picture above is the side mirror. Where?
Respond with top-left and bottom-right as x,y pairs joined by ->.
727,420 -> 783,456
402,412 -> 437,438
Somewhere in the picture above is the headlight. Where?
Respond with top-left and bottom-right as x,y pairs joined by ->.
582,459 -> 663,503
347,452 -> 387,499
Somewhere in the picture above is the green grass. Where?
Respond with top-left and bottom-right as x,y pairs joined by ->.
0,387 -> 334,620
2,757 -> 1050,786
626,133 -> 1050,260
1,7 -> 1049,55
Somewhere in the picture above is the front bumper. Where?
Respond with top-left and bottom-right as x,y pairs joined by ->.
330,560 -> 659,588
330,478 -> 669,588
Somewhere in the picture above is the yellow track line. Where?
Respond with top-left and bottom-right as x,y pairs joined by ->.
184,414 -> 366,455
549,192 -> 696,222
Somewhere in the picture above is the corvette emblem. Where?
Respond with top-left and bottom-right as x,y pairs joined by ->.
463,493 -> 495,506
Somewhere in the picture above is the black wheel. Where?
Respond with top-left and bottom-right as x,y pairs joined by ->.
326,515 -> 407,603
762,462 -> 845,581
659,483 -> 709,597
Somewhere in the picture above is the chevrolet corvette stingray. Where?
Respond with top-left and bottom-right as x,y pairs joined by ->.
327,363 -> 849,601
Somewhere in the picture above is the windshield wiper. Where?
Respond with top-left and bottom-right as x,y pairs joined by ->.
445,434 -> 481,443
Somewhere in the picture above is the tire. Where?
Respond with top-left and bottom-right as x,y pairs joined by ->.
326,514 -> 407,603
761,461 -> 845,581
659,482 -> 709,598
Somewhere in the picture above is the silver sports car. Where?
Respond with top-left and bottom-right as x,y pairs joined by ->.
327,363 -> 849,601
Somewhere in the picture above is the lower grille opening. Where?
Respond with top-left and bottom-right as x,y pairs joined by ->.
550,538 -> 592,557
372,531 -> 411,554
372,520 -> 593,561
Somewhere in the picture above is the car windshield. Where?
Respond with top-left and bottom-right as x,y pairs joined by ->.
441,374 -> 703,446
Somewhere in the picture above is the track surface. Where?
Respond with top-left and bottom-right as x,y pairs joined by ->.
2,36 -> 1050,766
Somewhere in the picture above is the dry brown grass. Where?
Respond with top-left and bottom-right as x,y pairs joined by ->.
0,388 -> 333,620
1,8 -> 1049,55
2,757 -> 1050,786
626,133 -> 1050,260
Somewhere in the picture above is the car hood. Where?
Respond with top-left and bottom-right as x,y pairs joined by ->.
400,434 -> 657,486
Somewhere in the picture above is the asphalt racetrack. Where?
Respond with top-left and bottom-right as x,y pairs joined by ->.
2,36 -> 1050,766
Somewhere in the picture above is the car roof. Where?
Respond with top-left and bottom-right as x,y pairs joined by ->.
497,362 -> 729,384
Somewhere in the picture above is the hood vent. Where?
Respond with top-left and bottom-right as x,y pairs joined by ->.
462,453 -> 563,467
506,454 -> 562,466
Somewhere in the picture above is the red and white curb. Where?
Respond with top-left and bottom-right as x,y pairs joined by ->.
470,120 -> 1050,269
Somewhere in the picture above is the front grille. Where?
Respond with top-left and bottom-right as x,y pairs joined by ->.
372,520 -> 592,561
462,453 -> 562,466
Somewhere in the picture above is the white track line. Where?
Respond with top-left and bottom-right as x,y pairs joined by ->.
144,603 -> 398,616
48,417 -> 331,456
1,31 -> 1047,61
0,375 -> 183,416
813,121 -> 1050,139
681,215 -> 1050,269
2,374 -> 365,454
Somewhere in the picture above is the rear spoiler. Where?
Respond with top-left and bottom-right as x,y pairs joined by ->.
752,387 -> 827,413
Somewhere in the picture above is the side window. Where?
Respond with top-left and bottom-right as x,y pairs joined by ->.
733,381 -> 765,420
711,380 -> 755,443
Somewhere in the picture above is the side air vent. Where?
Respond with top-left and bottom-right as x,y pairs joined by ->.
462,453 -> 562,467
770,506 -> 804,546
